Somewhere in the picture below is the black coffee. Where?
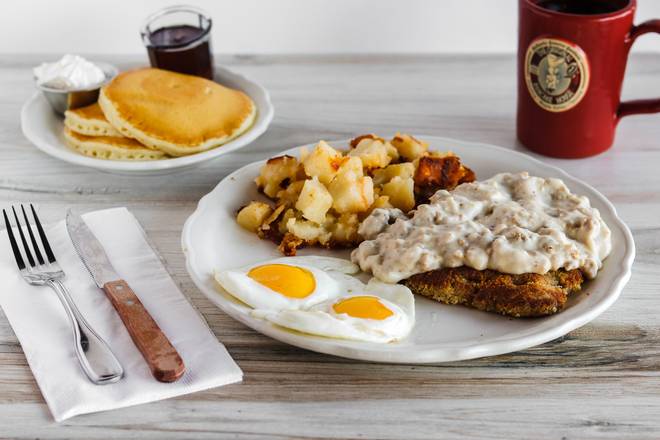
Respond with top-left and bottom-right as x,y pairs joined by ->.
537,0 -> 628,15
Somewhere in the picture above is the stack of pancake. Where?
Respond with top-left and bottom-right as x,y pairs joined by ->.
63,68 -> 256,161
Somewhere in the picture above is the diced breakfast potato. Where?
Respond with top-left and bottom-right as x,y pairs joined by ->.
299,146 -> 310,162
322,211 -> 338,227
276,179 -> 305,207
277,208 -> 297,235
329,174 -> 374,213
278,233 -> 304,256
295,177 -> 333,224
426,150 -> 453,159
332,213 -> 360,245
390,132 -> 428,161
255,155 -> 300,198
257,204 -> 287,241
236,201 -> 273,233
331,213 -> 360,244
286,217 -> 332,244
239,132 -> 475,256
348,138 -> 392,169
374,195 -> 394,209
385,142 -> 400,162
381,176 -> 415,212
364,195 -> 394,217
336,156 -> 363,179
349,133 -> 383,148
349,134 -> 398,161
302,141 -> 344,184
372,162 -> 415,186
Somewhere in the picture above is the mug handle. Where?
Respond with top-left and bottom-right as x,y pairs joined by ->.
618,19 -> 660,118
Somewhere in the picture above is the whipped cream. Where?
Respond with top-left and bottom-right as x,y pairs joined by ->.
33,54 -> 106,90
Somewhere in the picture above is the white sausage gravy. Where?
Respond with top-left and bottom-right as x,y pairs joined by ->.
352,172 -> 612,283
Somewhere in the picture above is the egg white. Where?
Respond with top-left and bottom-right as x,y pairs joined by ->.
214,256 -> 361,311
252,279 -> 415,343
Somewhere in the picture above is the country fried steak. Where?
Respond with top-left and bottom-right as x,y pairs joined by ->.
400,267 -> 584,318
353,172 -> 611,318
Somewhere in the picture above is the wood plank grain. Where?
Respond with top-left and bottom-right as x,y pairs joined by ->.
0,54 -> 658,439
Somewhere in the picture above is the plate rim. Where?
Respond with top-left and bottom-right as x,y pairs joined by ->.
20,65 -> 274,173
181,136 -> 635,363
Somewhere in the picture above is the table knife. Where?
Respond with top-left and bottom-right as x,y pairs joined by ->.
66,211 -> 185,383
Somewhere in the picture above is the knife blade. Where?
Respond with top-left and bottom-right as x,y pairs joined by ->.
66,210 -> 185,383
66,211 -> 120,287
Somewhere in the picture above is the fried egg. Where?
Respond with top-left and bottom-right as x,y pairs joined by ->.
214,256 -> 361,311
253,279 -> 415,343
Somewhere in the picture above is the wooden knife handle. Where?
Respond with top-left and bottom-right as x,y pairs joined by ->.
103,279 -> 185,382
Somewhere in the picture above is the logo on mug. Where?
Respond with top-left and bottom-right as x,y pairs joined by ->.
524,37 -> 590,113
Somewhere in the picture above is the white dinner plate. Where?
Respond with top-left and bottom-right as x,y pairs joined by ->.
182,136 -> 635,363
21,66 -> 274,175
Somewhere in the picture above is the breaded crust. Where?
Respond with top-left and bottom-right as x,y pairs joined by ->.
401,266 -> 584,318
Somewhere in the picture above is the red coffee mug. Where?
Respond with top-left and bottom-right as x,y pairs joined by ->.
517,0 -> 660,158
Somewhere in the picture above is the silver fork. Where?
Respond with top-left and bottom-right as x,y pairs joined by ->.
3,204 -> 123,385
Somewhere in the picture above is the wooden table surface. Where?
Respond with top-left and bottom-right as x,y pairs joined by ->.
0,54 -> 658,439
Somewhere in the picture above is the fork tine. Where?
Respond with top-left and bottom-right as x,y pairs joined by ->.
3,209 -> 25,270
30,204 -> 56,264
12,206 -> 35,267
21,205 -> 45,266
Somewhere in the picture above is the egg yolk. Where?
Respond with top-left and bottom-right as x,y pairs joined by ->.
332,296 -> 394,320
248,264 -> 316,298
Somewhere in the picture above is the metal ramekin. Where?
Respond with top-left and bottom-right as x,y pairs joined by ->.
35,62 -> 119,116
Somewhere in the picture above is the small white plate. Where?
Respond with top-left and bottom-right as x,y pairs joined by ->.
21,66 -> 274,175
182,136 -> 635,363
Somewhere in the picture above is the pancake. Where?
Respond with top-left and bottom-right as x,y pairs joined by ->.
98,68 -> 256,156
64,103 -> 123,137
63,127 -> 166,161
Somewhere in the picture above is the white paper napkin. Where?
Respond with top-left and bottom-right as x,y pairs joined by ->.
0,207 -> 242,421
